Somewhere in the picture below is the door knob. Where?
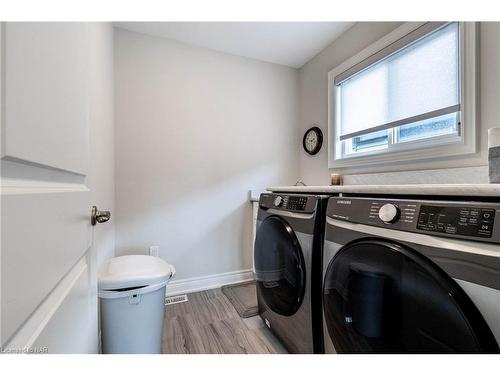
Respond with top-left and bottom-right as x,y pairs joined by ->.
91,206 -> 111,226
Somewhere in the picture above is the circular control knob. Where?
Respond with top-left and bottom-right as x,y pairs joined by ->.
378,203 -> 400,223
274,196 -> 284,207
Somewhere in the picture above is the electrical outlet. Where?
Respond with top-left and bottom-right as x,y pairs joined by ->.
149,245 -> 159,257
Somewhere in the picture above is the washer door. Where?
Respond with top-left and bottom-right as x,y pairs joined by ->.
323,239 -> 499,353
254,216 -> 306,316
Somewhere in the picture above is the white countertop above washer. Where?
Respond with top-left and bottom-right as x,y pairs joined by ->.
266,184 -> 500,197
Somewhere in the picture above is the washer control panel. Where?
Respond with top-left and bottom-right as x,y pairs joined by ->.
417,205 -> 495,238
327,197 -> 500,244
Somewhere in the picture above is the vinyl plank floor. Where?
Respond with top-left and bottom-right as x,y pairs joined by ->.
162,288 -> 287,354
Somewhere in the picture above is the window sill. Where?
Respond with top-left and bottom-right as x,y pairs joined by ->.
329,139 -> 478,174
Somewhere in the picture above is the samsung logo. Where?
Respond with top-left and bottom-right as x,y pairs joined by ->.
336,200 -> 352,205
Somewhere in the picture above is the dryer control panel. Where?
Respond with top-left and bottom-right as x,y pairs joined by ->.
327,197 -> 500,244
259,193 -> 318,213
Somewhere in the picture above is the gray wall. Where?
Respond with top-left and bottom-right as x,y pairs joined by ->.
114,28 -> 300,281
298,22 -> 499,185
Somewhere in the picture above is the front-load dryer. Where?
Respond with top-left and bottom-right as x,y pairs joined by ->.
323,196 -> 500,353
254,193 -> 329,353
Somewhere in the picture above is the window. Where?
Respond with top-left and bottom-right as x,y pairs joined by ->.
328,22 -> 478,171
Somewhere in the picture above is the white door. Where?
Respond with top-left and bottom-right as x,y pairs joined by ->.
1,22 -> 105,353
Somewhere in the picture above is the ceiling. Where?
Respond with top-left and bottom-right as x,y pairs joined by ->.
114,22 -> 354,68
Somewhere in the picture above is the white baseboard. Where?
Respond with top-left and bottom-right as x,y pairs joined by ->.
165,269 -> 254,297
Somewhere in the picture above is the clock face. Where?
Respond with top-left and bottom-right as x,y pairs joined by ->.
305,130 -> 318,152
303,126 -> 323,155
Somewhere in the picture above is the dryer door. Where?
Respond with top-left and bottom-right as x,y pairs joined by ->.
323,239 -> 499,353
254,216 -> 306,316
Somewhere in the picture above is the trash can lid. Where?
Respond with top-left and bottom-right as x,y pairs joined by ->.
98,255 -> 174,291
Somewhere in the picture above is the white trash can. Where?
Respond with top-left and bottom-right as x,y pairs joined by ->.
98,255 -> 175,354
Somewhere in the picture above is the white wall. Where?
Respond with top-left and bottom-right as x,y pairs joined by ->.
88,23 -> 115,268
114,29 -> 300,283
298,22 -> 500,185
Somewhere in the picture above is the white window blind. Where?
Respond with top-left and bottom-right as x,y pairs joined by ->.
337,22 -> 460,145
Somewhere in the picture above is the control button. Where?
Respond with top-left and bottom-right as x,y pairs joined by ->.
418,212 -> 427,223
273,196 -> 284,207
482,210 -> 495,220
479,222 -> 493,232
378,203 -> 400,224
445,226 -> 457,234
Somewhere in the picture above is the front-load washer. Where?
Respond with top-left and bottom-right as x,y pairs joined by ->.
322,196 -> 500,353
254,193 -> 329,353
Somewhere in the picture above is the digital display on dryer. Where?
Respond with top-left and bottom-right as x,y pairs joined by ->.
417,205 -> 495,238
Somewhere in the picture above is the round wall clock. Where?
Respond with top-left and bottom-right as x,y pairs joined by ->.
303,126 -> 323,155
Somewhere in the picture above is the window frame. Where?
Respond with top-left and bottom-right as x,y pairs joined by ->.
328,22 -> 478,172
